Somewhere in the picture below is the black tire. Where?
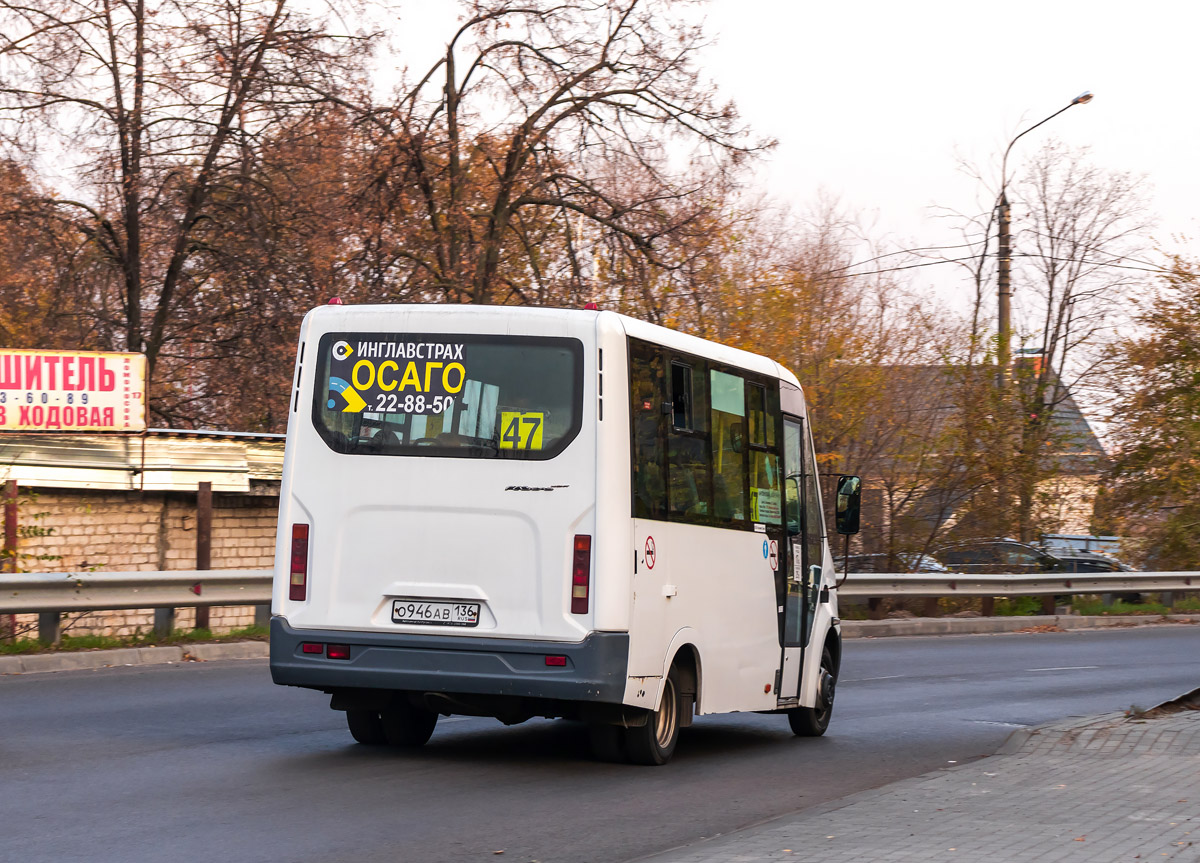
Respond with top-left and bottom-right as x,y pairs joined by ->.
380,703 -> 439,747
788,645 -> 836,737
624,666 -> 682,765
588,723 -> 626,763
345,709 -> 387,745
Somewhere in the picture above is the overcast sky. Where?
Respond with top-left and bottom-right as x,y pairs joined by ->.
699,0 -> 1199,305
389,0 -> 1196,321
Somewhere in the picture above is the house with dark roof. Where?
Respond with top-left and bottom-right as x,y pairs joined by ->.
834,361 -> 1107,554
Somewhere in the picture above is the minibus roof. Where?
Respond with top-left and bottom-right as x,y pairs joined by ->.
304,304 -> 802,390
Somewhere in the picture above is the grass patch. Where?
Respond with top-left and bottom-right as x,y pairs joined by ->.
1072,598 -> 1172,616
0,624 -> 268,655
1172,595 -> 1200,612
993,594 -> 1200,617
993,596 -> 1046,616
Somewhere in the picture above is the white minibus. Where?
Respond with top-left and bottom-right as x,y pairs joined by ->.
270,304 -> 860,765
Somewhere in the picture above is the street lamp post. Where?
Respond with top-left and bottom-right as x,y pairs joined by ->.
995,91 -> 1093,371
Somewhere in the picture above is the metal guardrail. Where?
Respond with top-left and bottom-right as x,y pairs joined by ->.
0,570 -> 272,614
0,569 -> 1196,643
838,571 -> 1198,597
2,569 -> 1195,614
0,569 -> 273,642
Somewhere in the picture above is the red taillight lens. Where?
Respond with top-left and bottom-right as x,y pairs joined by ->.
545,655 -> 567,667
289,523 -> 310,601
326,644 -> 351,660
571,534 -> 591,615
301,642 -> 324,655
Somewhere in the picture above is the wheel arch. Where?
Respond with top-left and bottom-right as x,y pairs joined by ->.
799,616 -> 840,708
823,628 -> 842,678
669,643 -> 701,722
659,628 -> 702,717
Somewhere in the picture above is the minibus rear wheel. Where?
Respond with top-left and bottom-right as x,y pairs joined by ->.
624,665 -> 681,765
380,702 -> 439,747
345,709 -> 387,745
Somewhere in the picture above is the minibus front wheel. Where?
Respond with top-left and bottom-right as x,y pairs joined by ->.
788,645 -> 836,737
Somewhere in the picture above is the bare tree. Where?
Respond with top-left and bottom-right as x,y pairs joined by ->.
0,159 -> 103,349
0,0 -> 375,414
935,142 -> 1152,541
357,0 -> 767,306
1004,142 -> 1150,538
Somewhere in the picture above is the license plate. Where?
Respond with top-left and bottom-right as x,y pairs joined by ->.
391,599 -> 480,627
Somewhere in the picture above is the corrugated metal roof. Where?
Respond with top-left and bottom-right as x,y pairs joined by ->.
0,430 -> 284,492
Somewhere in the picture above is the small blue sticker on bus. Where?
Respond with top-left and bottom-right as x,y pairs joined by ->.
762,540 -> 769,559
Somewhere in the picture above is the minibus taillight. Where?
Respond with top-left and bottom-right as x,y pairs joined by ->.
571,534 -> 592,615
289,523 -> 310,601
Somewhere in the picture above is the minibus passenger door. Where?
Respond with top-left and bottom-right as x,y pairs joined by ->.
778,417 -> 807,701
799,421 -> 824,650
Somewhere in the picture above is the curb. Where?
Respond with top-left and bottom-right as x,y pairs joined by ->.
0,640 -> 268,675
2,613 -> 1196,675
182,641 -> 269,662
841,612 -> 1200,639
993,710 -> 1127,756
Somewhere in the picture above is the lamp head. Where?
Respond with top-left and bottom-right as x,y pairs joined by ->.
1072,91 -> 1094,105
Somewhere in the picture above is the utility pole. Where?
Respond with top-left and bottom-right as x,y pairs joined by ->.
997,190 -> 1013,372
995,92 -> 1092,372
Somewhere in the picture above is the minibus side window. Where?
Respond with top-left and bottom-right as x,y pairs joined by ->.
667,361 -> 711,520
630,341 -> 668,519
748,384 -> 782,525
710,369 -> 746,523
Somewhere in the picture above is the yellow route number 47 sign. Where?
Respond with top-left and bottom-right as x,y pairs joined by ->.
499,411 -> 544,450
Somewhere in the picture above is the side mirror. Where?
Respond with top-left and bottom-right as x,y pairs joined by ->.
835,475 -> 861,535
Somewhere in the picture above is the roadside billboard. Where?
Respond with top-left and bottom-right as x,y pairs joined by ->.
0,349 -> 147,432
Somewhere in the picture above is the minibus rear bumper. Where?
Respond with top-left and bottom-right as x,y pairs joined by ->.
269,617 -> 629,704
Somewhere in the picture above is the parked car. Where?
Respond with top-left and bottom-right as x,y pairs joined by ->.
933,539 -> 1066,574
837,552 -> 949,573
1042,549 -> 1134,573
1037,548 -> 1140,601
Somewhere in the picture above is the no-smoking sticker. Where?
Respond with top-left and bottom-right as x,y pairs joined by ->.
767,540 -> 779,571
645,536 -> 656,569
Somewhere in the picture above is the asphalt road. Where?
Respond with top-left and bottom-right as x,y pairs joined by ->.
2,626 -> 1197,863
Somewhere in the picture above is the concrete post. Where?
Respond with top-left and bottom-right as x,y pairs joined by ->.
154,607 -> 174,637
38,612 -> 60,645
3,480 -> 17,640
195,482 -> 212,631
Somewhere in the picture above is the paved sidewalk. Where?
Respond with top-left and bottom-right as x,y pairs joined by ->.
639,699 -> 1200,863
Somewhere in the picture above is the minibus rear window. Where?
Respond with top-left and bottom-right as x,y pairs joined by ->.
312,333 -> 583,459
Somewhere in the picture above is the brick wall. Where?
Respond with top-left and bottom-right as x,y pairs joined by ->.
9,487 -> 278,638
